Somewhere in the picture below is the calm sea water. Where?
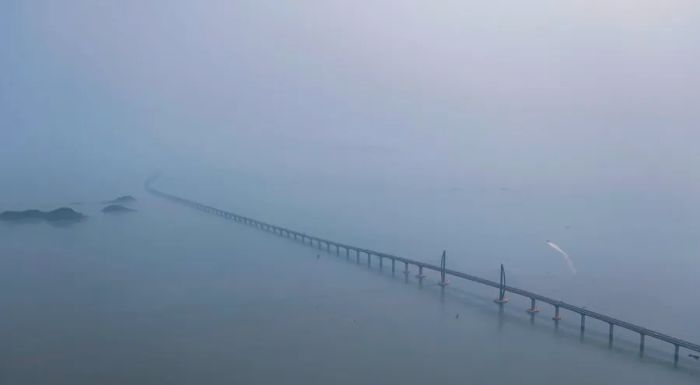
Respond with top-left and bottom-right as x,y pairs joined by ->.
0,174 -> 698,384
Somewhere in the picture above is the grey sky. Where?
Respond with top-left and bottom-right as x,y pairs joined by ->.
2,1 -> 699,202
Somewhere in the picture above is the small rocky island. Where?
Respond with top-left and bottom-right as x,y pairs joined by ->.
102,204 -> 136,213
0,207 -> 85,223
103,195 -> 136,204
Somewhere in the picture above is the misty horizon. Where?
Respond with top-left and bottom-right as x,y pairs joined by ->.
1,1 -> 699,384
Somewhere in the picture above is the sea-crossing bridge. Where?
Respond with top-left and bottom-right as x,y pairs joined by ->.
145,177 -> 699,364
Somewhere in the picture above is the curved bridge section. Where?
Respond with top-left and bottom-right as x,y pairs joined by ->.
146,177 -> 699,363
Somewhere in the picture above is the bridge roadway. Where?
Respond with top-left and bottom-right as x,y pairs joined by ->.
146,179 -> 700,363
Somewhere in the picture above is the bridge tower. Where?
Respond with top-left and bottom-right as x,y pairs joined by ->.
494,264 -> 509,304
438,250 -> 449,286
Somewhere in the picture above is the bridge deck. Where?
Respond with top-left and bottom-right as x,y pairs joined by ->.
146,182 -> 700,356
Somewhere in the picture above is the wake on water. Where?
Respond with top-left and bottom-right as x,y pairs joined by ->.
546,240 -> 577,274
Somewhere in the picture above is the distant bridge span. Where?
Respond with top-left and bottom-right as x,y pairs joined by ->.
146,177 -> 699,364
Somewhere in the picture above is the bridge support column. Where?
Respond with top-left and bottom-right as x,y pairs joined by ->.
404,262 -> 409,275
346,248 -> 349,258
326,242 -> 330,251
379,256 -> 383,269
526,298 -> 539,314
367,252 -> 371,267
674,344 -> 680,365
356,250 -> 360,263
391,259 -> 395,273
335,245 -> 339,255
608,323 -> 614,345
580,314 -> 586,331
639,334 -> 645,356
553,305 -> 562,321
416,265 -> 426,279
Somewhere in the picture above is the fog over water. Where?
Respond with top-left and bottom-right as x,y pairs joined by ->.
1,1 -> 699,384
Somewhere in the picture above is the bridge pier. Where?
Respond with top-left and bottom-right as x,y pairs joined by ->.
553,305 -> 562,321
335,245 -> 339,255
404,262 -> 409,275
379,256 -> 383,269
609,323 -> 614,345
367,252 -> 371,267
580,314 -> 586,331
526,298 -> 539,314
345,248 -> 349,258
640,334 -> 645,356
356,249 -> 360,263
674,344 -> 680,365
391,259 -> 395,273
416,265 -> 426,279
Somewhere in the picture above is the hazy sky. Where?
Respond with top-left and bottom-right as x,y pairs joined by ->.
2,1 -> 699,201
